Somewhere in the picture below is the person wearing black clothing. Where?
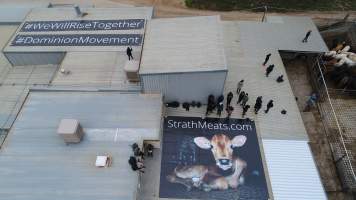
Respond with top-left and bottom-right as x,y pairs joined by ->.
217,102 -> 223,117
263,53 -> 271,66
206,95 -> 216,116
242,104 -> 250,117
302,30 -> 312,43
182,102 -> 190,111
226,92 -> 233,106
126,46 -> 134,60
226,105 -> 234,119
217,95 -> 224,104
254,96 -> 263,114
265,64 -> 274,77
128,156 -> 145,173
237,91 -> 245,105
265,100 -> 274,113
241,93 -> 249,107
276,75 -> 284,83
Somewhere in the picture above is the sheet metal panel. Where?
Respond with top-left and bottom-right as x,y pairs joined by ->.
140,16 -> 227,74
0,3 -> 49,24
4,52 -> 65,66
0,91 -> 162,200
262,140 -> 327,200
141,71 -> 227,103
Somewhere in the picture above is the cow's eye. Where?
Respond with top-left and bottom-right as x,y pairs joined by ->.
210,145 -> 213,149
230,145 -> 234,149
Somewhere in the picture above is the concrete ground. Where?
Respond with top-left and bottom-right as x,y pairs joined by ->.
283,58 -> 353,200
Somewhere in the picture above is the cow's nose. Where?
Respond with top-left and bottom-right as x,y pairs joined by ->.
219,159 -> 230,165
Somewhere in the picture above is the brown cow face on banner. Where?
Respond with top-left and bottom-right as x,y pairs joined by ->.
194,134 -> 247,171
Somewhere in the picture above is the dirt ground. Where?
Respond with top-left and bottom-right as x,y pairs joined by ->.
104,0 -> 356,24
31,0 -> 356,24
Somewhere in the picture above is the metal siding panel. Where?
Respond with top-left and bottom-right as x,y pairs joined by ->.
262,140 -> 327,200
4,52 -> 65,66
142,71 -> 226,103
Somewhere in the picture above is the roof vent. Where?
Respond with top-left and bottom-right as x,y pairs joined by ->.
124,60 -> 140,82
57,119 -> 84,144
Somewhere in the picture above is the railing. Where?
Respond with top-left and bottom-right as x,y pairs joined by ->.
310,54 -> 356,190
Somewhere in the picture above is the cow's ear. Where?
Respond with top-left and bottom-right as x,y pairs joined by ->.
231,135 -> 247,147
194,137 -> 211,149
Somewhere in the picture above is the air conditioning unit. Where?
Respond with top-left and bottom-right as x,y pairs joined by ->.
57,119 -> 84,144
124,60 -> 140,82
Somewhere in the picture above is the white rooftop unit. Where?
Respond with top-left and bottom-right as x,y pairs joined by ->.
140,16 -> 227,104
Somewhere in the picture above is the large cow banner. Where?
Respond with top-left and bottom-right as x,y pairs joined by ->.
159,116 -> 269,200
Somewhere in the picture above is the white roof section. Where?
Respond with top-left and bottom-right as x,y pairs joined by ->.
263,140 -> 327,200
140,16 -> 227,74
0,91 -> 162,200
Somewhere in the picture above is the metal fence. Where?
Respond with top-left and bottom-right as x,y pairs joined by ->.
308,54 -> 356,191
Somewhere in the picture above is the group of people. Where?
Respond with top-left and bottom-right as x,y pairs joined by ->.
205,79 -> 275,118
263,53 -> 284,83
128,143 -> 154,173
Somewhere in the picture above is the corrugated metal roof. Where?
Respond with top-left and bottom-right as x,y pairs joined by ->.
0,91 -> 162,200
0,25 -> 59,129
262,140 -> 327,200
52,51 -> 140,90
140,16 -> 227,74
0,3 -> 49,23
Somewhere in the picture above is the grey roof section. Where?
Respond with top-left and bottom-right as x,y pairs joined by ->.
52,51 -> 141,90
166,17 -> 328,141
0,2 -> 49,24
140,16 -> 227,74
0,91 -> 162,200
247,16 -> 329,53
0,25 -> 59,129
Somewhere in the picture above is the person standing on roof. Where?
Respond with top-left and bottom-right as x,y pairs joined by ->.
264,100 -> 274,113
265,64 -> 274,77
254,96 -> 263,114
302,30 -> 312,43
126,46 -> 134,60
226,105 -> 234,119
226,92 -> 233,107
237,91 -> 245,105
263,53 -> 271,66
206,94 -> 215,116
241,93 -> 249,107
242,104 -> 250,118
236,80 -> 244,95
217,102 -> 224,117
